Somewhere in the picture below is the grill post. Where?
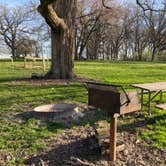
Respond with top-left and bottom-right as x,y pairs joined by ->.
110,114 -> 118,161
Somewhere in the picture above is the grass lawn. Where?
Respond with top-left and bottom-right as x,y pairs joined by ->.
0,60 -> 166,164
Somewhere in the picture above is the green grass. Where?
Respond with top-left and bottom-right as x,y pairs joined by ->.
0,60 -> 166,164
75,61 -> 166,89
140,110 -> 166,149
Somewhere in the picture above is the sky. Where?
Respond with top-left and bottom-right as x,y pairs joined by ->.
0,0 -> 164,6
0,0 -> 134,6
0,0 -> 27,6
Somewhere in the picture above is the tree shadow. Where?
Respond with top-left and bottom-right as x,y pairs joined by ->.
13,107 -> 107,131
0,83 -> 88,112
14,109 -> 166,165
118,112 -> 166,133
24,134 -> 101,165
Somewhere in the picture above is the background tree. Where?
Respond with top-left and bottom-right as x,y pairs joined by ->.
0,0 -> 165,65
0,5 -> 34,59
131,8 -> 148,61
15,38 -> 40,57
143,4 -> 166,61
75,1 -> 103,60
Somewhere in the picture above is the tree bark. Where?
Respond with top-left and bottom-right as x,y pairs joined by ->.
138,50 -> 142,61
11,48 -> 16,59
38,0 -> 76,79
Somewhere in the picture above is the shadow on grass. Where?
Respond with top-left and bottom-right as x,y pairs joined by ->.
14,106 -> 166,134
0,75 -> 34,83
0,83 -> 88,112
14,109 -> 105,165
14,108 -> 166,165
0,78 -> 18,83
13,107 -> 107,132
118,112 -> 166,133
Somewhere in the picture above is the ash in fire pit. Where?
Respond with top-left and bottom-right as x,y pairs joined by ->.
33,103 -> 84,122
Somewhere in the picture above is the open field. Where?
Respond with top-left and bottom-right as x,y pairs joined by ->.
0,61 -> 166,165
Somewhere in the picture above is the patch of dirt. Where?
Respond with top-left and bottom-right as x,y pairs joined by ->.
23,110 -> 166,166
11,79 -> 70,86
11,77 -> 96,87
24,126 -> 166,166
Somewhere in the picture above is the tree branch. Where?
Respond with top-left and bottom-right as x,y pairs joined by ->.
38,0 -> 68,32
102,0 -> 112,10
136,0 -> 166,12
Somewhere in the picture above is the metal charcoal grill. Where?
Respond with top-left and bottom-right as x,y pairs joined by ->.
86,82 -> 141,161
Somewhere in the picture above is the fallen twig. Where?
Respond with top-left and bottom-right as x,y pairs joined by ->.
65,156 -> 96,166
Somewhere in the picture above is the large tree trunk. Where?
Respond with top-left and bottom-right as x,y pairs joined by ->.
38,0 -> 76,79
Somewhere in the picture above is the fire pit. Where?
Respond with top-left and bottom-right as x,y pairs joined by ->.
33,103 -> 84,121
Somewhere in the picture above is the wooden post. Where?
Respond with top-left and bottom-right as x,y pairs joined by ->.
41,45 -> 46,72
160,91 -> 163,102
11,57 -> 14,68
148,91 -> 151,114
24,57 -> 27,68
109,114 -> 118,161
42,55 -> 46,72
141,89 -> 144,110
32,58 -> 35,67
46,56 -> 49,68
